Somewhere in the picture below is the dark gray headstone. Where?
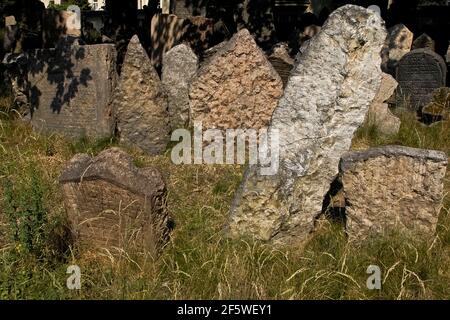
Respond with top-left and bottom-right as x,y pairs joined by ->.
396,49 -> 447,109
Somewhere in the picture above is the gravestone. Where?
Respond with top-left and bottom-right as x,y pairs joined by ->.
60,148 -> 171,252
381,24 -> 413,75
340,146 -> 448,241
43,9 -> 82,48
28,44 -> 118,138
446,44 -> 450,64
268,43 -> 294,88
365,73 -> 401,136
3,16 -> 19,53
412,33 -> 436,51
162,44 -> 199,131
189,28 -> 283,131
113,35 -> 170,155
5,16 -> 17,27
367,5 -> 381,16
66,5 -> 82,37
173,0 -> 207,18
229,5 -> 386,244
150,14 -> 213,69
396,49 -> 447,109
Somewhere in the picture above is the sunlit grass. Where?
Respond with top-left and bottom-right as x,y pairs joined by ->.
0,100 -> 448,299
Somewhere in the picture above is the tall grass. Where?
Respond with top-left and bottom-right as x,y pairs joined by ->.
0,100 -> 448,299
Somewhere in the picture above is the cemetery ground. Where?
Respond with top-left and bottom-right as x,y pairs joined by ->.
0,94 -> 449,300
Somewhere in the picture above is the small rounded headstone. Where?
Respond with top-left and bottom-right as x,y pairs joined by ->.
368,5 -> 381,17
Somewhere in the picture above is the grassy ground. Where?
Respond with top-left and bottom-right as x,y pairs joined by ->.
0,97 -> 449,300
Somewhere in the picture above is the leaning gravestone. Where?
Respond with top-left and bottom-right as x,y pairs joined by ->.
162,44 -> 198,131
381,24 -> 413,75
340,146 -> 447,241
113,35 -> 170,155
60,148 -> 171,252
190,28 -> 283,131
28,43 -> 118,138
396,49 -> 447,109
228,5 -> 386,244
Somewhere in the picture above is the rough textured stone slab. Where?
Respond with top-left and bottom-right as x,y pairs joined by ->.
28,43 -> 118,139
229,5 -> 387,244
113,35 -> 170,155
60,148 -> 171,251
189,28 -> 283,131
340,146 -> 448,241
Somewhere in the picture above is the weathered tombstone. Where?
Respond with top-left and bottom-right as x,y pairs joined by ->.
150,14 -> 213,69
381,24 -> 413,74
368,5 -> 381,16
396,49 -> 447,109
5,16 -> 17,27
340,146 -> 448,241
162,44 -> 199,131
190,28 -> 283,131
113,35 -> 170,155
43,9 -> 82,48
228,5 -> 386,244
59,148 -> 171,252
3,16 -> 19,54
66,5 -> 82,37
28,44 -> 118,138
239,0 -> 277,50
173,0 -> 207,18
365,73 -> 401,136
446,44 -> 450,64
268,43 -> 294,88
2,53 -> 29,116
412,33 -> 436,51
